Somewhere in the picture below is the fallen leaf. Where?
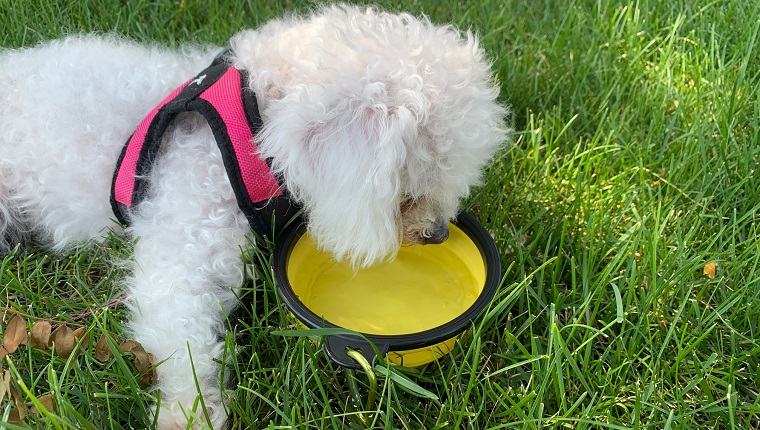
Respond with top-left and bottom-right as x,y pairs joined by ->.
51,325 -> 77,359
72,327 -> 90,349
703,262 -> 716,279
30,321 -> 52,350
119,340 -> 157,385
6,392 -> 55,424
0,369 -> 11,404
3,314 -> 28,354
94,334 -> 113,362
7,407 -> 23,424
118,340 -> 142,354
8,374 -> 27,423
29,393 -> 55,414
135,351 -> 157,385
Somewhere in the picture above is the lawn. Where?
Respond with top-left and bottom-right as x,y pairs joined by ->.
2,0 -> 760,428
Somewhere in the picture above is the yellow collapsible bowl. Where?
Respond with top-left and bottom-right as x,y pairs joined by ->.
273,211 -> 501,368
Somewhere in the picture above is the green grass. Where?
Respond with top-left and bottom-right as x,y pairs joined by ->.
2,0 -> 760,428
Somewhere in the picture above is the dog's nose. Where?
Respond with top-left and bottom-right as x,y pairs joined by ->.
422,222 -> 449,245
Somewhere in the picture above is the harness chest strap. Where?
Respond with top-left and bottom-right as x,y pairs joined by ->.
110,56 -> 295,238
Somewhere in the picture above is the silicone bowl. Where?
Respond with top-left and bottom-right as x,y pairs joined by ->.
273,211 -> 500,368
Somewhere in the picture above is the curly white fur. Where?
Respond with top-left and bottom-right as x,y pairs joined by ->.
0,5 -> 507,429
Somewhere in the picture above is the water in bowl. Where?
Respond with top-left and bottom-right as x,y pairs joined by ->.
287,224 -> 486,336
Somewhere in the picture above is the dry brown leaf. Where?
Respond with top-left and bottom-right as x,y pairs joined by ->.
29,393 -> 55,414
30,320 -> 52,350
3,314 -> 28,354
7,407 -> 23,424
0,368 -> 11,404
94,334 -> 113,362
51,325 -> 77,359
135,351 -> 157,385
72,326 -> 91,350
6,393 -> 55,424
703,262 -> 716,279
140,369 -> 157,385
119,340 -> 143,354
0,345 -> 9,361
8,374 -> 27,423
119,340 -> 157,385
131,349 -> 149,370
0,369 -> 54,424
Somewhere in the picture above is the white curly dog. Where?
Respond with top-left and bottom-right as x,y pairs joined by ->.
0,4 -> 507,429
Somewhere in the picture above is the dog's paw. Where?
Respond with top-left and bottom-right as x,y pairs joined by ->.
154,391 -> 228,430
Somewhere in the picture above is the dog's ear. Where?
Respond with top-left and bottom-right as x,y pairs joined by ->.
257,90 -> 414,267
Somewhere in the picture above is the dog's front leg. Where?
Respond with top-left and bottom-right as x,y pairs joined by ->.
124,217 -> 250,430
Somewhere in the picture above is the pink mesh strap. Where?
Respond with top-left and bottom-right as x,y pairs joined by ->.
110,61 -> 285,236
112,81 -> 190,207
199,68 -> 282,203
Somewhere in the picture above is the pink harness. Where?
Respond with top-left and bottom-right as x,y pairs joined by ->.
111,52 -> 297,238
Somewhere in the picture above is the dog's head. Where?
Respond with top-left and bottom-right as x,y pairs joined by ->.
233,4 -> 508,267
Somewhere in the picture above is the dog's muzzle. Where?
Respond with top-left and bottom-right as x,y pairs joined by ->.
422,220 -> 450,245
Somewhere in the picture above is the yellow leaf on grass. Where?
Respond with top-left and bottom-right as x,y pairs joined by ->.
703,262 -> 716,279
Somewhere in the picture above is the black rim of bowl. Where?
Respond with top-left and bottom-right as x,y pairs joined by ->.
273,211 -> 501,352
